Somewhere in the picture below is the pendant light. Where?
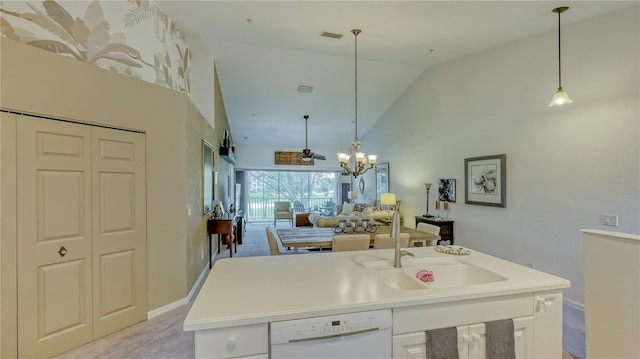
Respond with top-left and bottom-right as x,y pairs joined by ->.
549,6 -> 573,107
337,29 -> 377,178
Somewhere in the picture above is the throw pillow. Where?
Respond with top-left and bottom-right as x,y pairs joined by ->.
308,213 -> 321,225
362,206 -> 373,216
353,203 -> 367,212
340,202 -> 356,215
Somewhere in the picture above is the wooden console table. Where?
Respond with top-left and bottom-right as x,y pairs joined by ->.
207,213 -> 238,268
415,216 -> 454,245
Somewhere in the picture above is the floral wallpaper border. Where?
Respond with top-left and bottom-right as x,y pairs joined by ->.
0,0 -> 191,95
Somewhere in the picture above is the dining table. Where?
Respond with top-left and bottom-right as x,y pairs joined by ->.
276,226 -> 441,254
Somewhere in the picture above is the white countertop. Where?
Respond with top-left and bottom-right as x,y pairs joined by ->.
581,229 -> 640,242
183,247 -> 569,332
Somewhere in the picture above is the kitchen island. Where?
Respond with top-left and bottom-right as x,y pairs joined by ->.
184,247 -> 569,358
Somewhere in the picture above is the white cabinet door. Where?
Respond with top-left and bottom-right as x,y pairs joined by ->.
393,327 -> 472,359
195,324 -> 268,359
393,317 -> 533,359
393,332 -> 428,359
467,318 -> 533,359
533,291 -> 563,359
466,324 -> 486,359
514,316 -> 534,359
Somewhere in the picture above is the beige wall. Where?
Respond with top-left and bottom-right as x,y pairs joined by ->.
0,113 -> 18,359
184,65 -> 235,291
0,38 -> 226,356
186,102 -> 213,289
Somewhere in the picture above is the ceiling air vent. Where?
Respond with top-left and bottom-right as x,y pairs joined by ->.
298,85 -> 313,93
320,31 -> 343,39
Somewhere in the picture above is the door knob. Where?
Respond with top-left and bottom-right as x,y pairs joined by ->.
58,246 -> 67,257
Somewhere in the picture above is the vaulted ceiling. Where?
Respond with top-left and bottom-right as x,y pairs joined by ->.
157,1 -> 631,152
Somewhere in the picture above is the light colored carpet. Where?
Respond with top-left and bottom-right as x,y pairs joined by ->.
55,221 -> 584,359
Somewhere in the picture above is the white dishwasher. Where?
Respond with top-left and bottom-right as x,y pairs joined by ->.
270,309 -> 392,359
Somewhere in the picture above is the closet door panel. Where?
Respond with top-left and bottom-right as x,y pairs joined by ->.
17,116 -> 93,358
92,127 -> 147,339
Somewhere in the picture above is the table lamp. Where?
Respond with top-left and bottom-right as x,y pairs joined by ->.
348,191 -> 358,203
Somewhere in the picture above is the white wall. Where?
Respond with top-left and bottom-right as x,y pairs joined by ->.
188,38 -> 216,128
362,6 -> 639,306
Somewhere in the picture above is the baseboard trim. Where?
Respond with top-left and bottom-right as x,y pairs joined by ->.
147,265 -> 209,319
563,297 -> 585,311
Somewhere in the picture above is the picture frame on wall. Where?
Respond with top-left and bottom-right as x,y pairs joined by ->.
438,179 -> 456,202
376,163 -> 390,200
202,140 -> 214,215
464,154 -> 506,207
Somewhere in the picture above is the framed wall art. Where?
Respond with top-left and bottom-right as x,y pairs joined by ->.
438,179 -> 456,202
375,163 -> 389,199
464,154 -> 506,207
202,140 -> 214,215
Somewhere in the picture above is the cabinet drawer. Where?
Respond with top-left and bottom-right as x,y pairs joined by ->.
393,293 -> 532,334
195,324 -> 268,359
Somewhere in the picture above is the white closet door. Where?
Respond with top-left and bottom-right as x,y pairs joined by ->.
91,126 -> 147,339
16,116 -> 148,358
17,115 -> 94,358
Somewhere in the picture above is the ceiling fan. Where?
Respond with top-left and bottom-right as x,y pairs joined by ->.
300,115 -> 326,161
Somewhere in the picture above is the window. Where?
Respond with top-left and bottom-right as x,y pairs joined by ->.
246,170 -> 340,221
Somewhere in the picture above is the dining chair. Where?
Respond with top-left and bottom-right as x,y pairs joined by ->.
332,234 -> 371,252
416,222 -> 441,246
265,226 -> 282,255
266,226 -> 308,255
373,233 -> 410,249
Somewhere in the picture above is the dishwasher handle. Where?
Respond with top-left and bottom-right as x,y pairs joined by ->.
286,327 -> 380,343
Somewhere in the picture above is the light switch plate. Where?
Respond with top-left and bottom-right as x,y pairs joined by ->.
602,214 -> 618,227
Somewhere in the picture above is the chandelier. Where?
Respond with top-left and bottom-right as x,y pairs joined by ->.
337,29 -> 377,178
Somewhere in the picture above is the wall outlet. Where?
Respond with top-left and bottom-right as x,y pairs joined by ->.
602,214 -> 619,227
201,249 -> 204,259
528,262 -> 536,269
187,207 -> 192,216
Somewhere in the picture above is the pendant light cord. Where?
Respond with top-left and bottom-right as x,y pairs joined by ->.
557,10 -> 562,89
353,29 -> 360,141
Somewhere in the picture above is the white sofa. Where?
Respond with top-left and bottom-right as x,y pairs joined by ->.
308,202 -> 398,228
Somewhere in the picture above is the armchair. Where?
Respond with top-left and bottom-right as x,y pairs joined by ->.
273,201 -> 294,227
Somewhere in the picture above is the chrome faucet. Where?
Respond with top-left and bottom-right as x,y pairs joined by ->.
387,202 -> 414,268
393,239 -> 414,268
